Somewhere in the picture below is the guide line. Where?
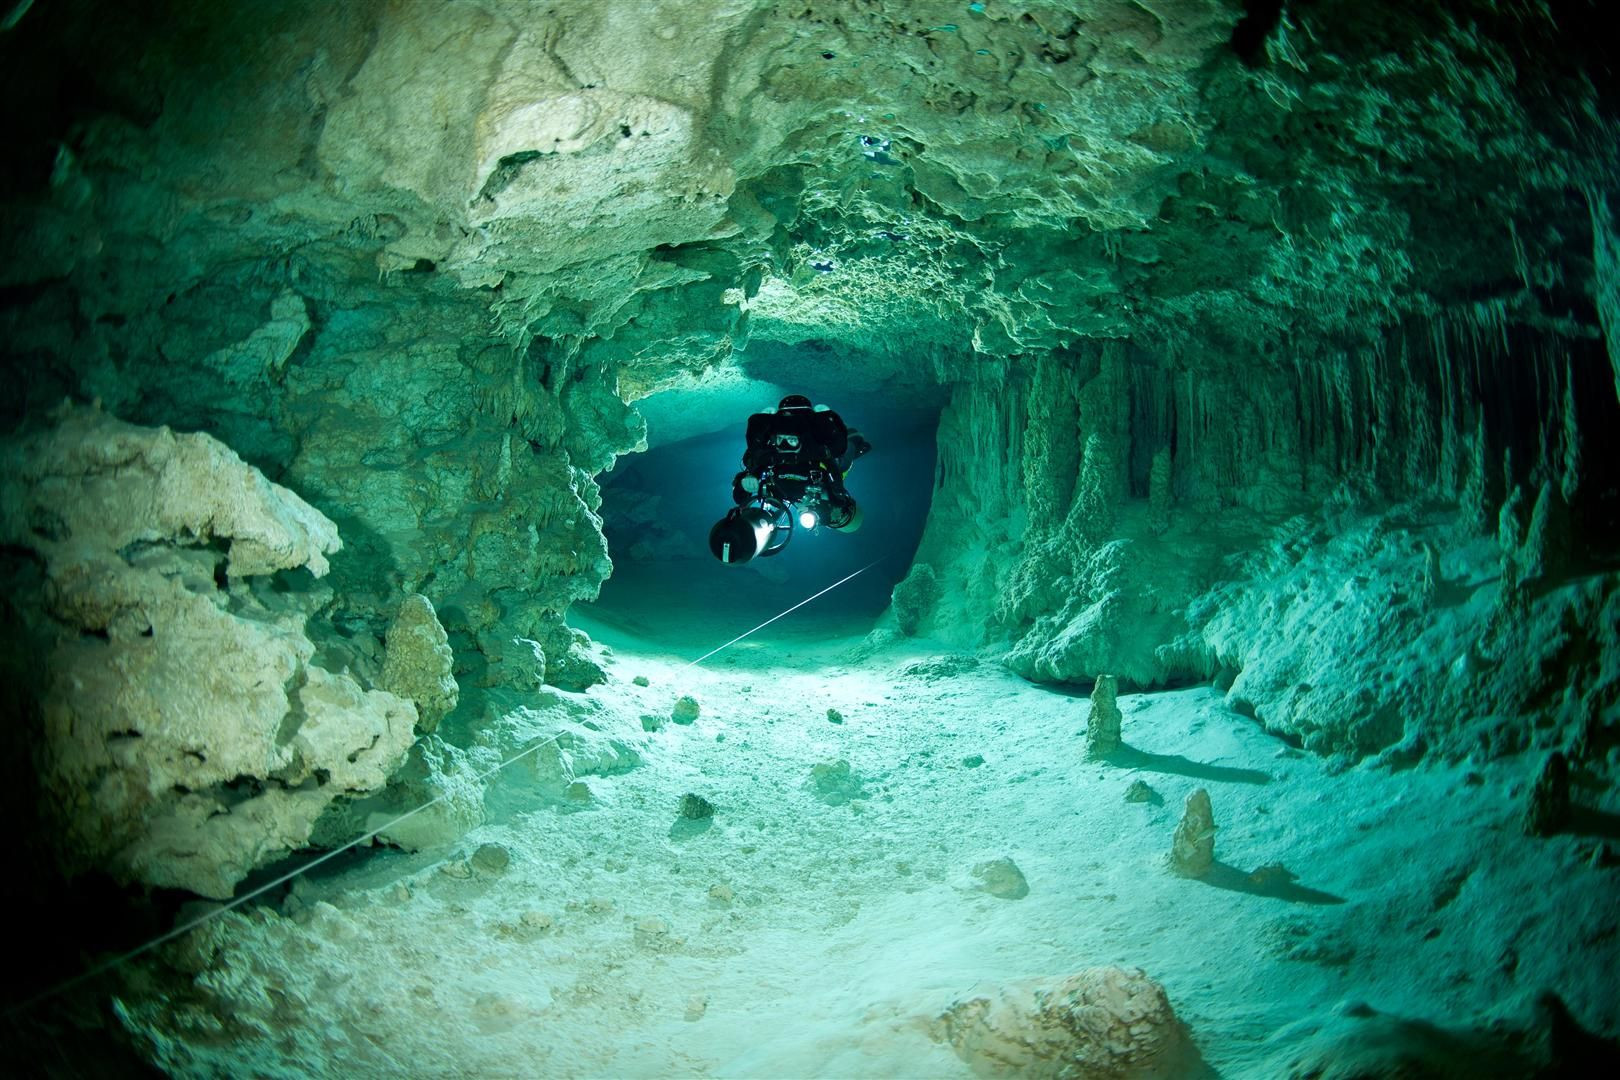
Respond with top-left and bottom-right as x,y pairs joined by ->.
683,555 -> 885,668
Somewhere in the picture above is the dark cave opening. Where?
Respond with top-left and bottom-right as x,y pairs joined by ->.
578,378 -> 941,653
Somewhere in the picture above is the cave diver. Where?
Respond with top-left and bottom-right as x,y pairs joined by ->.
708,394 -> 872,563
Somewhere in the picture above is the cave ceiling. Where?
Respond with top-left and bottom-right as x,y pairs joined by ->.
4,0 -> 1613,414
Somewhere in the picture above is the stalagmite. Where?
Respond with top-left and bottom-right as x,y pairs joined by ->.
1085,674 -> 1123,757
1148,447 -> 1173,535
1524,752 -> 1571,837
1170,789 -> 1217,877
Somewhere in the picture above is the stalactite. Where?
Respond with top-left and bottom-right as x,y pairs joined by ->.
1557,361 -> 1581,504
1586,187 -> 1620,405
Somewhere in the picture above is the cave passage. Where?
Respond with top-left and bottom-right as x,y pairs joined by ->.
578,362 -> 941,655
3,0 -> 1620,1076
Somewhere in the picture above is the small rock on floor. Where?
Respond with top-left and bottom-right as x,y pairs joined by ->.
471,843 -> 511,875
972,857 -> 1030,900
1125,779 -> 1157,803
632,675 -> 651,687
671,695 -> 700,725
679,793 -> 714,820
827,707 -> 844,724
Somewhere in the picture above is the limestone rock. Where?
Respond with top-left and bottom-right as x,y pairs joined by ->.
314,735 -> 488,853
808,759 -> 866,806
933,967 -> 1201,1079
671,695 -> 701,725
470,842 -> 511,875
897,654 -> 980,681
530,728 -> 642,806
678,793 -> 714,820
891,563 -> 940,636
971,857 -> 1030,901
1524,751 -> 1571,837
539,623 -> 609,691
1085,674 -> 1123,757
1,403 -> 339,579
1125,780 -> 1158,804
380,594 -> 459,733
1170,789 -> 1216,878
0,407 -> 414,898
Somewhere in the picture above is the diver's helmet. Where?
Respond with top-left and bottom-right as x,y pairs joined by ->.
777,394 -> 813,411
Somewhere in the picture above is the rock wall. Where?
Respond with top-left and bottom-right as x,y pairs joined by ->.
914,318 -> 1620,763
0,406 -> 416,898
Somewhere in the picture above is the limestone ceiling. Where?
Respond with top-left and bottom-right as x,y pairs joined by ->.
0,0 -> 1613,390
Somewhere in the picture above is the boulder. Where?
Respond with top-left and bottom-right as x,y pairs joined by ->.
972,857 -> 1030,900
933,967 -> 1203,1079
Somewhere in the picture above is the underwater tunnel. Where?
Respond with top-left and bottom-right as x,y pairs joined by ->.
1,0 -> 1619,1076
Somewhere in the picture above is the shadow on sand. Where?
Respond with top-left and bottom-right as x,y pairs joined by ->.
1198,860 -> 1347,905
1568,806 -> 1620,841
1103,744 -> 1273,786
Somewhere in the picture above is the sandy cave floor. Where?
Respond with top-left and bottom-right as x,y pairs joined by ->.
119,565 -> 1620,1078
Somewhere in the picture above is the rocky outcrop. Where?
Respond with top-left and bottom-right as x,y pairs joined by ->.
0,407 -> 416,897
932,967 -> 1202,1079
891,563 -> 940,637
380,594 -> 458,733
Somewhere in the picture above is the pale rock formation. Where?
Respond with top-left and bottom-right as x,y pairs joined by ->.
1125,780 -> 1158,804
671,694 -> 701,725
1170,789 -> 1216,877
530,728 -> 642,806
1198,505 -> 1620,762
1085,674 -> 1123,757
891,562 -> 940,637
0,407 -> 415,897
932,967 -> 1201,1079
313,735 -> 490,852
200,289 -> 310,387
380,593 -> 459,733
808,760 -> 866,806
972,857 -> 1031,901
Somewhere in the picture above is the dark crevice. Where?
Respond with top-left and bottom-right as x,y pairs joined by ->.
1231,0 -> 1285,67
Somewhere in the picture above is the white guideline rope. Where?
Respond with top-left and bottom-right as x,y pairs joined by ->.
682,556 -> 885,668
4,728 -> 571,1018
7,555 -> 886,1016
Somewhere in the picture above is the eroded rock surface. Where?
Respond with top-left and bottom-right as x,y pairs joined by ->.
0,407 -> 416,897
380,593 -> 459,734
932,967 -> 1203,1079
